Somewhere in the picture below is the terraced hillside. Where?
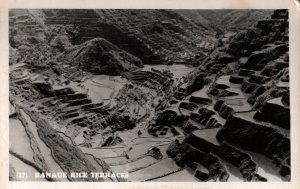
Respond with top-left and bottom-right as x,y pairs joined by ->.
177,10 -> 273,32
167,9 -> 290,181
9,9 -> 290,182
42,9 -> 214,64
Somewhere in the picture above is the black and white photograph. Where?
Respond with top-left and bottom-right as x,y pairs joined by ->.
8,8 -> 291,182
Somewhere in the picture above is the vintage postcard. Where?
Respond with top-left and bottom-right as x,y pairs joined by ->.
1,0 -> 299,189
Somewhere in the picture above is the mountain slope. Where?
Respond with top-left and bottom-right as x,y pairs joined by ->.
42,9 -> 212,64
58,38 -> 143,75
177,10 -> 273,32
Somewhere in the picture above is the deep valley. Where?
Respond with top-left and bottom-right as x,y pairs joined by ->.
9,9 -> 290,182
